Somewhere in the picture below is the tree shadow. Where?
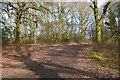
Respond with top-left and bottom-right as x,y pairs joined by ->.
2,44 -> 109,79
47,44 -> 89,61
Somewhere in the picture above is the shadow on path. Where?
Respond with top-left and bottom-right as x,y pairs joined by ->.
3,44 -> 116,79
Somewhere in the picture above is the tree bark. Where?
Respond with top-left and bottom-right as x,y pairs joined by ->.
96,22 -> 101,42
90,1 -> 111,42
15,14 -> 21,43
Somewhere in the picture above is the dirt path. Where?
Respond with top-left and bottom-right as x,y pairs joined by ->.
2,43 -> 120,79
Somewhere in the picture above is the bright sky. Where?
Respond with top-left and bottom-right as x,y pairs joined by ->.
1,0 -> 110,3
1,0 -> 109,7
3,0 -> 110,21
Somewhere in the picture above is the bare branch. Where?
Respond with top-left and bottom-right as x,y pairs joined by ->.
99,2 -> 111,23
90,5 -> 94,10
8,3 -> 18,10
21,16 -> 45,25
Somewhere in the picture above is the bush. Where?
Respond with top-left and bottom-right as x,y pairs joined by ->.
61,38 -> 70,43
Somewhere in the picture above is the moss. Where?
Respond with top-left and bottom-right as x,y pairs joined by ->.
112,72 -> 120,74
88,51 -> 102,61
100,61 -> 109,68
91,55 -> 101,61
88,51 -> 120,70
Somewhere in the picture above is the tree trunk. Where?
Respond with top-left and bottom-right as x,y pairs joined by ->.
80,27 -> 86,40
93,1 -> 101,42
15,10 -> 22,43
34,30 -> 37,44
96,22 -> 101,42
15,17 -> 20,43
90,1 -> 111,43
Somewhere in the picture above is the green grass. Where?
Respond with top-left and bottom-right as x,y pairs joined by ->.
100,61 -> 109,67
112,72 -> 120,74
89,51 -> 102,61
88,51 -> 120,73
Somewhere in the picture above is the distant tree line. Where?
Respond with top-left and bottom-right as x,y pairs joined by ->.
0,1 -> 119,44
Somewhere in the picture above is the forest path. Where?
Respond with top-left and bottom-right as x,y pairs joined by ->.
2,43 -> 119,79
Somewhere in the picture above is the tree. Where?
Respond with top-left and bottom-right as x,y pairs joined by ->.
6,2 -> 50,43
90,0 -> 111,42
103,2 -> 120,40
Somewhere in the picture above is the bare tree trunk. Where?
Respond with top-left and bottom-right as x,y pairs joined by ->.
90,0 -> 111,42
15,13 -> 21,43
34,29 -> 37,44
96,22 -> 101,42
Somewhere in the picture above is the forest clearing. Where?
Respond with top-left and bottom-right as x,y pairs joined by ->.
0,0 -> 120,79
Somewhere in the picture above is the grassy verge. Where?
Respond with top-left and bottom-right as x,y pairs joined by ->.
88,51 -> 120,74
113,72 -> 120,74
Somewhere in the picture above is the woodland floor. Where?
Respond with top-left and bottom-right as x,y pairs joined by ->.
1,43 -> 120,79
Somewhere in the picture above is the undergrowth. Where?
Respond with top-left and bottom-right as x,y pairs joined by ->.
88,51 -> 120,74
